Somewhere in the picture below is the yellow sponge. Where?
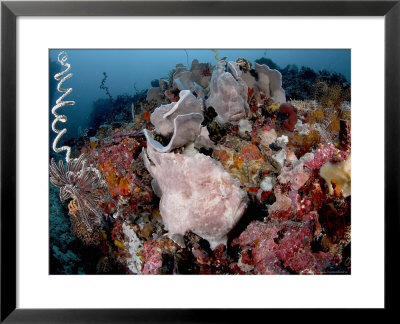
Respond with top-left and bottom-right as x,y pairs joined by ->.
320,154 -> 351,197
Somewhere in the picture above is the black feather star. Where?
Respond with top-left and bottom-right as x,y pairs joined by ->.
49,154 -> 105,232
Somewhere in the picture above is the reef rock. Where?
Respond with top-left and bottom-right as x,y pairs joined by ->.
142,145 -> 247,249
206,60 -> 248,124
259,128 -> 278,150
278,158 -> 311,191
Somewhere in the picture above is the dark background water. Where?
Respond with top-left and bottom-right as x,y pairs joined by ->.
49,49 -> 350,147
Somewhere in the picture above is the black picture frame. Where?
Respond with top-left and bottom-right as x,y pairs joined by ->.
1,0 -> 398,322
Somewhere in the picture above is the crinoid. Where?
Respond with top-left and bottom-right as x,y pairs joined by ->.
49,153 -> 107,232
313,80 -> 351,110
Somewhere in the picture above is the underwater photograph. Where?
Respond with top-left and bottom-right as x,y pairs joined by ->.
49,49 -> 351,275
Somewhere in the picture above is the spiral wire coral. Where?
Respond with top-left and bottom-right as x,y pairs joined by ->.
51,51 -> 75,162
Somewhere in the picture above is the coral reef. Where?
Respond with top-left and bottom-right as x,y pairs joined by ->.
49,53 -> 351,275
232,219 -> 335,274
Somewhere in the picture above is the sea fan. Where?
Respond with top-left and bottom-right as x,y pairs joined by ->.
49,154 -> 105,232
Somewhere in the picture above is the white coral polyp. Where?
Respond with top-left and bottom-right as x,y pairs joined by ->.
143,146 -> 247,249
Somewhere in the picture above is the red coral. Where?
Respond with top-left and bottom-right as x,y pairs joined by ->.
299,177 -> 325,211
268,185 -> 297,221
232,221 -> 282,274
110,217 -> 125,242
229,263 -> 245,274
213,244 -> 229,267
285,251 -> 334,274
339,119 -> 351,151
304,144 -> 347,170
192,243 -> 210,265
240,143 -> 264,161
239,249 -> 253,265
249,98 -> 258,113
248,87 -> 255,102
143,111 -> 151,123
141,240 -> 163,275
279,103 -> 298,132
233,219 -> 333,274
165,90 -> 179,102
84,133 -> 154,222
274,222 -> 313,262
200,66 -> 212,77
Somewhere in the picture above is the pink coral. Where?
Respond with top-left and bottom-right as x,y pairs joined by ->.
233,219 -> 333,274
268,187 -> 294,221
84,135 -> 153,220
278,160 -> 311,190
304,143 -> 347,170
285,251 -> 334,274
268,143 -> 349,221
141,240 -> 163,275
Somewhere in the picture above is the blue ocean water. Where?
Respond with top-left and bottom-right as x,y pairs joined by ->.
49,49 -> 350,143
